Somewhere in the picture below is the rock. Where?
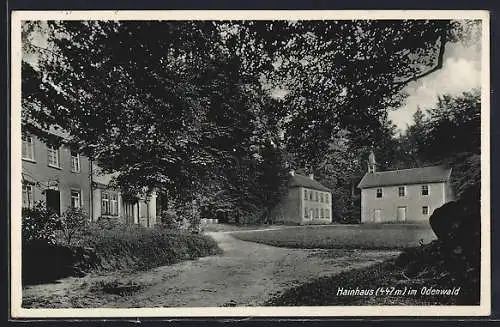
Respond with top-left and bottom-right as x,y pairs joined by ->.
429,194 -> 480,257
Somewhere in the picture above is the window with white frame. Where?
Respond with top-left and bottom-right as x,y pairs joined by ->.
47,146 -> 60,168
320,193 -> 324,202
315,192 -> 319,202
22,134 -> 35,161
71,151 -> 80,172
398,186 -> 406,197
309,191 -> 313,201
422,206 -> 430,215
326,194 -> 329,203
110,193 -> 119,216
320,208 -> 324,218
304,207 -> 308,218
22,184 -> 34,208
376,188 -> 383,198
71,190 -> 81,209
304,189 -> 308,200
315,208 -> 319,218
101,192 -> 110,215
422,185 -> 429,196
325,208 -> 330,219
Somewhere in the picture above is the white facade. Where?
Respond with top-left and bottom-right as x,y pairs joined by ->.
360,182 -> 452,223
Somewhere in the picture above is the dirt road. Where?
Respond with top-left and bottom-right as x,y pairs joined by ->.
22,231 -> 399,308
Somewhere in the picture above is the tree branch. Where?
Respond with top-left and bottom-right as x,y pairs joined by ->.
393,30 -> 447,87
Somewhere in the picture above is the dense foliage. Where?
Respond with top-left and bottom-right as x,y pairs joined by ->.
401,89 -> 481,198
22,201 -> 61,244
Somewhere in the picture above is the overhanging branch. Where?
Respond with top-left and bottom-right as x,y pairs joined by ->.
393,31 -> 447,87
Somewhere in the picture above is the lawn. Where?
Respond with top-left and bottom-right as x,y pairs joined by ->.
201,223 -> 275,232
231,223 -> 436,249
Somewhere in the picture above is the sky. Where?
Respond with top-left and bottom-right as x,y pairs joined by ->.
388,40 -> 482,133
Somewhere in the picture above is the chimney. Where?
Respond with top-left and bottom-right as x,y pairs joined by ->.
309,173 -> 314,180
289,169 -> 295,177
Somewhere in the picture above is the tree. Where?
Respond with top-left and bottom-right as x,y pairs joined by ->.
402,89 -> 481,198
22,20 -> 479,223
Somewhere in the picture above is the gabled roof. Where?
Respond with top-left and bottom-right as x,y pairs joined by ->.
357,165 -> 452,189
289,173 -> 331,192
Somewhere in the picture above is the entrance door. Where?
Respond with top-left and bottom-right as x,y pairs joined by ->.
374,209 -> 381,223
397,206 -> 407,222
45,189 -> 60,215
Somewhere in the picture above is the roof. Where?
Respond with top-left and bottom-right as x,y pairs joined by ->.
357,165 -> 452,189
289,173 -> 331,192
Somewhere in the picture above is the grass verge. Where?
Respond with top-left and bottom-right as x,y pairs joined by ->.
231,224 -> 436,249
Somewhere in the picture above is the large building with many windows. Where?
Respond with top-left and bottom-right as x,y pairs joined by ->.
357,151 -> 454,223
269,170 -> 332,225
21,132 -> 157,227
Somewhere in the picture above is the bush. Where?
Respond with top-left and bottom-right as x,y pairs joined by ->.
22,201 -> 61,244
158,209 -> 181,229
79,223 -> 222,271
60,208 -> 90,246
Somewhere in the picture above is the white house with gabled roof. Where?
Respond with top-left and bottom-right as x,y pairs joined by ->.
269,170 -> 332,225
357,151 -> 454,223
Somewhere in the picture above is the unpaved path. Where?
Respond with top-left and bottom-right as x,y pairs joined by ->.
22,231 -> 400,308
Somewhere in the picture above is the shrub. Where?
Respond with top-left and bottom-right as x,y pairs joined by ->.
60,208 -> 90,246
22,201 -> 61,244
79,223 -> 222,271
158,209 -> 180,229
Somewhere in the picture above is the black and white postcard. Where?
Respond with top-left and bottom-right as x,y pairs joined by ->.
10,10 -> 491,318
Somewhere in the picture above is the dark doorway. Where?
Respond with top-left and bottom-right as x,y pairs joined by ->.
45,189 -> 61,215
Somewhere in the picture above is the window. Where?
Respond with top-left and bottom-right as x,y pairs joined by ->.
22,135 -> 35,161
309,191 -> 313,201
422,185 -> 429,196
422,206 -> 429,215
315,192 -> 319,202
325,209 -> 330,219
326,194 -> 329,203
315,208 -> 319,218
304,207 -> 308,218
320,208 -> 324,218
398,186 -> 406,197
47,146 -> 60,168
376,188 -> 383,198
71,190 -> 81,209
110,194 -> 119,216
101,192 -> 110,215
71,151 -> 80,172
304,189 -> 308,200
22,184 -> 34,208
320,193 -> 324,202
